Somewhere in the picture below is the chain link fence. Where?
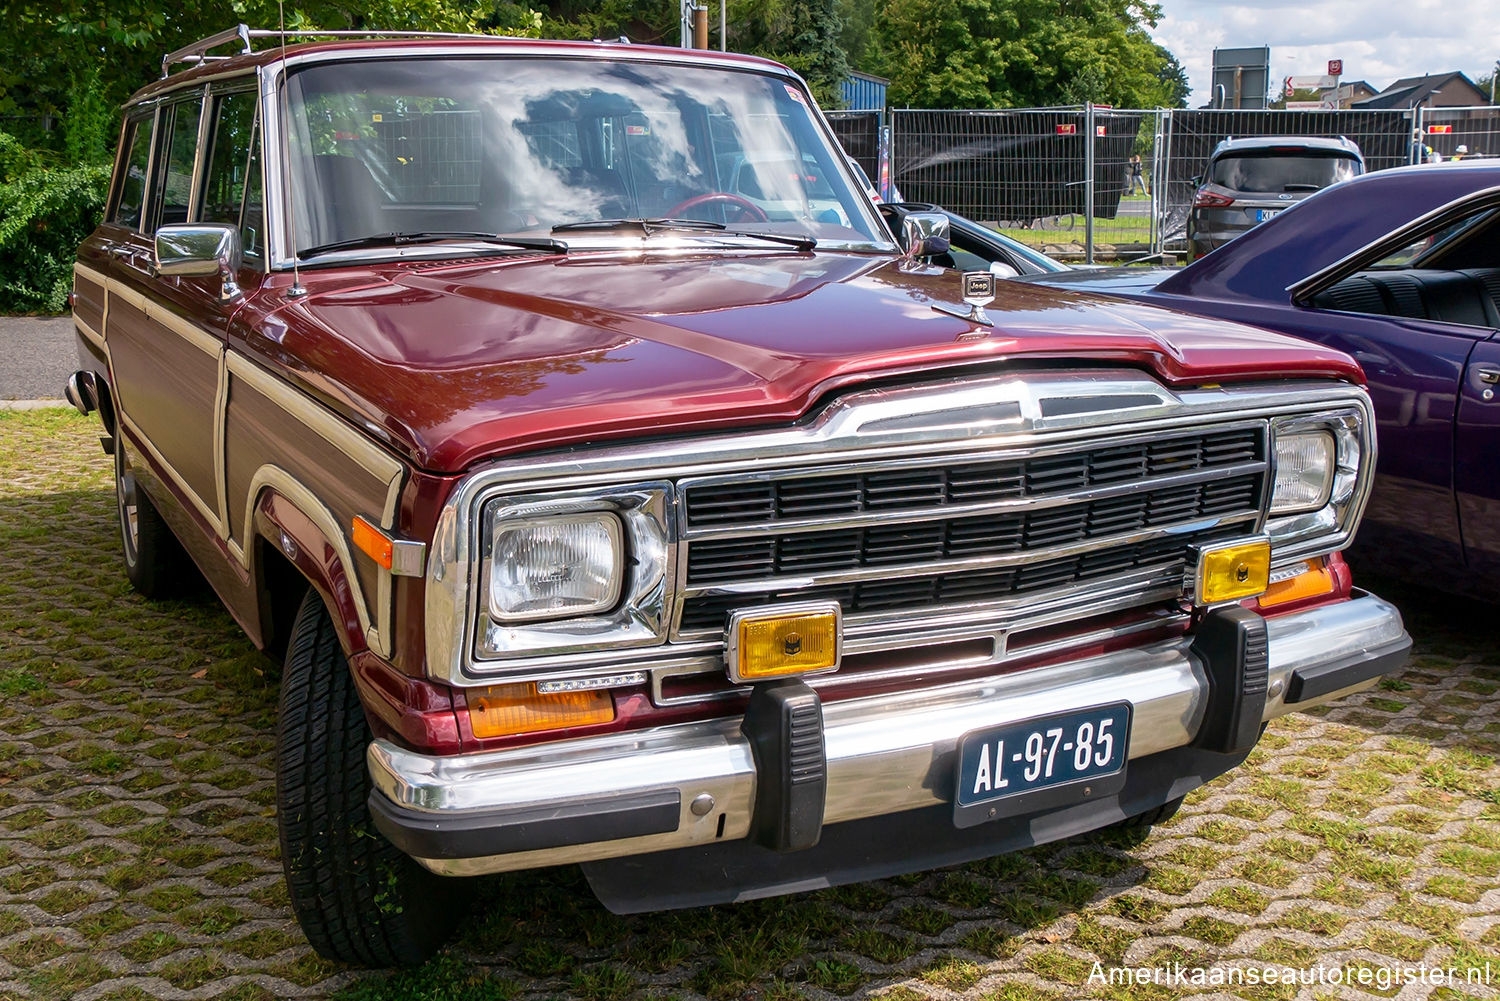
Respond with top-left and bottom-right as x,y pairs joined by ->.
830,103 -> 1499,262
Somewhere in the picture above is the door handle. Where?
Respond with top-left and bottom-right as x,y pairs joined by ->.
1477,366 -> 1500,385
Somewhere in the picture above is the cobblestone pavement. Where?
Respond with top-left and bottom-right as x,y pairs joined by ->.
1,409 -> 1498,1001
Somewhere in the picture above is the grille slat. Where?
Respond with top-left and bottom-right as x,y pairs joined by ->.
678,426 -> 1268,630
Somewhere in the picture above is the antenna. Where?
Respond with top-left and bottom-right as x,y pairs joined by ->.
277,0 -> 307,299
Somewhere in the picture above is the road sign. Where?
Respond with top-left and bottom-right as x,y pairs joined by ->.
1328,59 -> 1343,76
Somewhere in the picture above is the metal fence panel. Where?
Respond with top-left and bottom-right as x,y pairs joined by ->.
889,108 -> 1143,219
1417,105 -> 1500,161
890,108 -> 1151,262
825,110 -> 881,182
1159,109 -> 1413,248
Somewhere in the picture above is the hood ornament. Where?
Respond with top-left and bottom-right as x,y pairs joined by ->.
933,271 -> 996,328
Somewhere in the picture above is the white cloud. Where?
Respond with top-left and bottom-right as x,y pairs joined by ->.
1152,0 -> 1500,105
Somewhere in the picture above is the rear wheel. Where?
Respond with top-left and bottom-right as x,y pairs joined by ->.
115,443 -> 194,597
276,590 -> 469,966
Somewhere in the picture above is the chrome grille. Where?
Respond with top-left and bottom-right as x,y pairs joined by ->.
676,425 -> 1267,637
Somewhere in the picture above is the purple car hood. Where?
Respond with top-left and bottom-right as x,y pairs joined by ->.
1159,161 -> 1500,304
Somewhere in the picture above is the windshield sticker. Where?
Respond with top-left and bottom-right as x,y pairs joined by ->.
784,85 -> 806,103
626,124 -> 650,136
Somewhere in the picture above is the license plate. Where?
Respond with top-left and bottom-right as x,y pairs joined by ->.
1257,208 -> 1282,221
953,703 -> 1130,826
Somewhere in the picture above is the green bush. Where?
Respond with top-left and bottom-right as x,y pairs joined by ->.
0,64 -> 113,315
0,133 -> 109,314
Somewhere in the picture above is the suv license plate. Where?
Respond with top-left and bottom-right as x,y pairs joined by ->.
1257,208 -> 1282,221
953,703 -> 1131,827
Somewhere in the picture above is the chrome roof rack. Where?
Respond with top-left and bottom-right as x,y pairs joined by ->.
162,23 -> 497,77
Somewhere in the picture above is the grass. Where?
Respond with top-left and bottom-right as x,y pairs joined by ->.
3,410 -> 1500,1000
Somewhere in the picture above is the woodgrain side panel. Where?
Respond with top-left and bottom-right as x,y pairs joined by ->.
223,357 -> 404,659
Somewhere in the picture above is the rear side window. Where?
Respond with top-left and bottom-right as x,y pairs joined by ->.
112,116 -> 154,229
1208,152 -> 1360,193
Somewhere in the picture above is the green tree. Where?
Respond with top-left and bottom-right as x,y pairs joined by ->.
1152,43 -> 1189,109
875,0 -> 1176,110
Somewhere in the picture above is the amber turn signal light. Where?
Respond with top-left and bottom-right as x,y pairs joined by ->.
1192,538 -> 1271,605
467,683 -> 614,739
351,515 -> 393,570
1259,559 -> 1336,608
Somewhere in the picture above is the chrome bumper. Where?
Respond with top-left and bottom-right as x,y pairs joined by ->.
369,593 -> 1408,877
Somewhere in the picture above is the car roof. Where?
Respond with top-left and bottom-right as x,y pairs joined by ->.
1210,135 -> 1363,160
127,36 -> 796,106
1160,160 -> 1500,302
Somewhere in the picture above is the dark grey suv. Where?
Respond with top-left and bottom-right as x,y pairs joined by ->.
1188,136 -> 1363,260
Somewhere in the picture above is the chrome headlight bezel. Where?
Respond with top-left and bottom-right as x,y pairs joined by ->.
428,481 -> 673,670
1264,407 -> 1372,565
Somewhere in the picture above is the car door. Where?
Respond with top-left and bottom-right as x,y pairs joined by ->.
107,84 -> 261,546
1456,337 -> 1500,595
106,89 -> 227,538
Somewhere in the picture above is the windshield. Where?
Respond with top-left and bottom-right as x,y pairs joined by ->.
1208,151 -> 1360,193
283,56 -> 887,255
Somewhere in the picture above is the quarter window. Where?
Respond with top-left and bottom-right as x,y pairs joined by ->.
112,116 -> 154,229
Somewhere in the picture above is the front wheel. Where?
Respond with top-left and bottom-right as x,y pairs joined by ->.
1112,796 -> 1184,831
276,590 -> 470,966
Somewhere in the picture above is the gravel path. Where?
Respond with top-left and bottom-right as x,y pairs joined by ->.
0,317 -> 75,402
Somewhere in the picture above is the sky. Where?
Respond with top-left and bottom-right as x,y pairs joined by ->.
1151,0 -> 1500,105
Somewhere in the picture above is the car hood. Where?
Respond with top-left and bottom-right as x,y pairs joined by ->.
243,250 -> 1363,472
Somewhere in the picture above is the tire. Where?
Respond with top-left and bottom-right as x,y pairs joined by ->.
276,590 -> 470,967
115,442 -> 195,598
1112,796 -> 1184,831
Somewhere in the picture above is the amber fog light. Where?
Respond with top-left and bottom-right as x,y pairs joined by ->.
726,602 -> 842,683
1191,537 -> 1271,605
467,683 -> 614,738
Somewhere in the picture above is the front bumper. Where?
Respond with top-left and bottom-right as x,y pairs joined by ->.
368,593 -> 1409,886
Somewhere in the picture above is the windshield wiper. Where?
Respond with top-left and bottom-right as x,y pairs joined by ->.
297,231 -> 566,260
551,217 -> 816,251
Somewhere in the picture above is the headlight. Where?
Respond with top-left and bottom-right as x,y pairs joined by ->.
1270,431 -> 1335,514
472,484 -> 671,660
1264,408 -> 1371,563
488,513 -> 623,623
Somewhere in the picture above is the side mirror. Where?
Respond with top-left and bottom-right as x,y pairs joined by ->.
155,224 -> 243,302
1188,175 -> 1202,187
901,211 -> 951,258
989,261 -> 1020,279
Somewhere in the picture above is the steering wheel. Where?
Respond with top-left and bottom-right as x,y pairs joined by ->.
664,191 -> 769,223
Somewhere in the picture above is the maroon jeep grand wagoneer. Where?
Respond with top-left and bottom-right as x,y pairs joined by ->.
66,26 -> 1411,966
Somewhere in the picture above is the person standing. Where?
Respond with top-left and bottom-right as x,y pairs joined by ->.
1128,153 -> 1148,195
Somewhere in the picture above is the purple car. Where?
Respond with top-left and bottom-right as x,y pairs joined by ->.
1023,162 -> 1500,601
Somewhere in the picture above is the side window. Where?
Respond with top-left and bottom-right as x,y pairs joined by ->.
241,130 -> 264,264
200,91 -> 257,226
112,116 -> 154,229
156,98 -> 204,227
